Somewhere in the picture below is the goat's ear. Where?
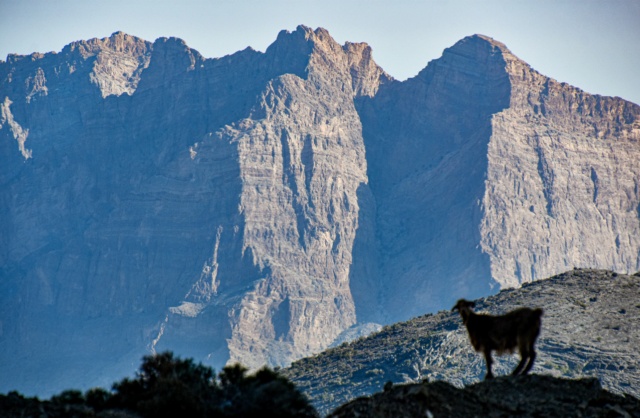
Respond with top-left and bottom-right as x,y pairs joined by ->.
451,300 -> 461,311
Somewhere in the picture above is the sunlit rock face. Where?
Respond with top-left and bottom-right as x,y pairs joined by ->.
358,34 -> 640,321
481,40 -> 640,289
0,26 -> 389,394
1,27 -> 639,396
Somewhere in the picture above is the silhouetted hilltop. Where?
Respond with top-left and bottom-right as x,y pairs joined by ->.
2,367 -> 638,417
329,375 -> 640,418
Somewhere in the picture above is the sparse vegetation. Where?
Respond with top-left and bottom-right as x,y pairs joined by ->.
281,310 -> 456,415
0,352 -> 318,418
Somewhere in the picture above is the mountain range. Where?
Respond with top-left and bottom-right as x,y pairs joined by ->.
1,25 -> 639,396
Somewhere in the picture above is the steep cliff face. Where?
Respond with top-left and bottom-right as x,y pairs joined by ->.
0,26 -> 389,394
358,34 -> 640,321
358,35 -> 512,321
156,27 -> 382,369
482,40 -> 640,287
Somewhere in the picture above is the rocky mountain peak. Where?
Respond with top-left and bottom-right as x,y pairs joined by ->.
413,33 -> 511,83
261,26 -> 316,81
479,32 -> 640,288
87,33 -> 152,97
140,35 -> 203,78
469,33 -> 512,51
272,25 -> 337,47
344,42 -> 392,98
2,31 -> 154,99
264,26 -> 389,98
64,31 -> 151,58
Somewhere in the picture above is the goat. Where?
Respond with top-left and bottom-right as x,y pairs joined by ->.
452,299 -> 543,380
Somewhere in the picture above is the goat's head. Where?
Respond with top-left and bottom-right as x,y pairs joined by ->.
452,299 -> 475,311
452,299 -> 475,323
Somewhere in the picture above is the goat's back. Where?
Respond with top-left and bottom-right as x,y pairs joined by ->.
470,307 -> 542,354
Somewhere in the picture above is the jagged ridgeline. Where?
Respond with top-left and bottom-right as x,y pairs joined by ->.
284,270 -> 640,415
1,25 -> 640,396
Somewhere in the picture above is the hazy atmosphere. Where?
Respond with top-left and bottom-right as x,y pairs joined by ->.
1,0 -> 639,104
2,1 -> 640,413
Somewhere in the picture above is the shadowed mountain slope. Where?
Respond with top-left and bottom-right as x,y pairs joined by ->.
357,35 -> 640,321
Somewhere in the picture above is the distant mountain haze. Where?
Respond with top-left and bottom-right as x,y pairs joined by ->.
1,26 -> 639,396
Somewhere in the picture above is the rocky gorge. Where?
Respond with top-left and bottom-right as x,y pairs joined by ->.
1,26 -> 639,396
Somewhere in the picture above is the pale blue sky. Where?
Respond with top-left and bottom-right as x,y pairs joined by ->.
1,0 -> 639,104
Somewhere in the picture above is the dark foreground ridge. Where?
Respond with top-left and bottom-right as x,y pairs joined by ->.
329,374 -> 640,418
2,367 -> 639,418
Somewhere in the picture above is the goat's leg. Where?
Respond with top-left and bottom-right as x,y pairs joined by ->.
521,349 -> 536,375
483,349 -> 494,380
512,353 -> 529,376
512,339 -> 531,375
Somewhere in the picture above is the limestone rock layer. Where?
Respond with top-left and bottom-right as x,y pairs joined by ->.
358,34 -> 640,321
1,28 -> 639,395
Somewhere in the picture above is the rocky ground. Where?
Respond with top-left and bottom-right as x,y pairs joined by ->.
285,269 -> 640,415
328,375 -> 640,418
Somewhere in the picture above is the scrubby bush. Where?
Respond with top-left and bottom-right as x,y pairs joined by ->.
110,351 -> 217,417
0,352 -> 318,418
110,351 -> 317,417
216,364 -> 318,417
